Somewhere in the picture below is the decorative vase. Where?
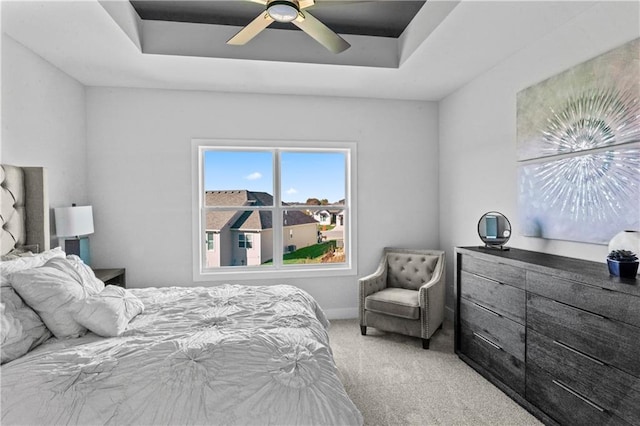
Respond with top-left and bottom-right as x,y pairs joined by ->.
607,258 -> 639,278
608,230 -> 640,254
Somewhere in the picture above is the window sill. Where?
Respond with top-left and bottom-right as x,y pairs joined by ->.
193,264 -> 357,282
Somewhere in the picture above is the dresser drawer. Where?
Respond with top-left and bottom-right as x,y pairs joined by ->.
527,293 -> 640,378
461,254 -> 525,289
460,270 -> 525,324
459,325 -> 525,395
527,270 -> 640,328
459,297 -> 525,361
528,328 -> 640,425
526,363 -> 631,426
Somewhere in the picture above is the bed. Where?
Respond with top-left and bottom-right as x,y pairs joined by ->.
0,164 -> 363,425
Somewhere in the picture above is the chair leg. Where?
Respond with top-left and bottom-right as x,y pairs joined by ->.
360,325 -> 367,336
422,338 -> 430,349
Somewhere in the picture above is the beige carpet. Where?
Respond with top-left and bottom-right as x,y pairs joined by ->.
328,319 -> 542,426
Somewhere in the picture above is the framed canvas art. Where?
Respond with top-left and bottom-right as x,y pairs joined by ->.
517,38 -> 639,244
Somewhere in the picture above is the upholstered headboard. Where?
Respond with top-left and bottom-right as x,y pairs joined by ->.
0,165 -> 50,256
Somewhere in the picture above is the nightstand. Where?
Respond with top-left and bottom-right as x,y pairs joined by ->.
92,268 -> 126,288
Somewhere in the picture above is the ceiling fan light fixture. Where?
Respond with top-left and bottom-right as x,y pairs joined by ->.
267,1 -> 299,23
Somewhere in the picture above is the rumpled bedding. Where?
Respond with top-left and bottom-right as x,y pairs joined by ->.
1,284 -> 363,426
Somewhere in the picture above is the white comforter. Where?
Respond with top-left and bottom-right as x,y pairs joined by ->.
1,284 -> 363,425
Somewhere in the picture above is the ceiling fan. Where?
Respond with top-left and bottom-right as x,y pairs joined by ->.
227,0 -> 351,54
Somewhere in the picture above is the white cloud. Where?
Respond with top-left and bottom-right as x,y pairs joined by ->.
245,172 -> 262,180
286,188 -> 298,195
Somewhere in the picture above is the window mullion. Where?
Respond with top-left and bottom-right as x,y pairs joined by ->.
273,149 -> 283,268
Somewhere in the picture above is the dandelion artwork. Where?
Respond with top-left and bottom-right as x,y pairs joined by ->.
517,38 -> 640,244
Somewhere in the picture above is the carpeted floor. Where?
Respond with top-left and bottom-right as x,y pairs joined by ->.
328,319 -> 542,426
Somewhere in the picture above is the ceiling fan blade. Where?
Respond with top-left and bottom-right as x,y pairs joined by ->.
227,12 -> 274,45
293,11 -> 350,53
298,0 -> 315,9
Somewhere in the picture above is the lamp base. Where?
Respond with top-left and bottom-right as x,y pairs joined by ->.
64,237 -> 91,265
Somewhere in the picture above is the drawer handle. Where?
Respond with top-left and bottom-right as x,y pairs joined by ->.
478,274 -> 504,285
473,332 -> 502,350
552,380 -> 605,412
551,300 -> 607,320
473,302 -> 502,317
553,340 -> 605,366
465,270 -> 502,285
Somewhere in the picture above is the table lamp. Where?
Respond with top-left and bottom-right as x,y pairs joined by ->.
54,204 -> 94,265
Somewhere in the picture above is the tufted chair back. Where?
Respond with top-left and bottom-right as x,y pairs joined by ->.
387,252 -> 439,291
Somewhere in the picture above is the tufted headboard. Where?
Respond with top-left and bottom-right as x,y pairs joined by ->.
0,165 -> 50,256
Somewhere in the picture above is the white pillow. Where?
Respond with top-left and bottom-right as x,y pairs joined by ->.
73,286 -> 144,337
46,256 -> 105,295
10,264 -> 88,339
1,287 -> 51,364
0,247 -> 65,287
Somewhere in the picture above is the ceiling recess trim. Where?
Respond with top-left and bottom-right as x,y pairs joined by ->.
99,1 -> 459,68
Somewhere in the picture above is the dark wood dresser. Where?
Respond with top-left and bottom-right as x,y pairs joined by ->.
455,247 -> 640,426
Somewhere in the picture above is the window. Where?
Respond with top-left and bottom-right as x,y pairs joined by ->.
206,231 -> 214,250
239,233 -> 253,249
192,140 -> 357,280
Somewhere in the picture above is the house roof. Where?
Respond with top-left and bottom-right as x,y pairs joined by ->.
205,190 -> 254,207
205,190 -> 317,231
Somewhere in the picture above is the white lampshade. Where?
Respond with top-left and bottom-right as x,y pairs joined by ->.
54,206 -> 94,237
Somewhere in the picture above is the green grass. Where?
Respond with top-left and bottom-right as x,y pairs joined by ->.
263,241 -> 337,265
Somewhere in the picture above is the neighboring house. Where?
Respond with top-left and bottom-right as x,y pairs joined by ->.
204,190 -> 318,267
312,209 -> 345,227
331,209 -> 345,227
312,210 -> 332,225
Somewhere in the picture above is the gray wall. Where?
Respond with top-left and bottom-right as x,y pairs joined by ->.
85,87 -> 439,317
1,35 -> 88,246
1,35 -> 88,208
438,1 -> 640,315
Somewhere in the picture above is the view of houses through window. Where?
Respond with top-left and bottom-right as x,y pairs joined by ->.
199,148 -> 350,270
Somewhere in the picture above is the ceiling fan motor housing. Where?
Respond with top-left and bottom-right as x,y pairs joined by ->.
267,0 -> 300,23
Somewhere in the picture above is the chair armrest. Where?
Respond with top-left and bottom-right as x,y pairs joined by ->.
418,254 -> 445,305
418,268 -> 443,294
418,254 -> 446,337
359,265 -> 388,326
359,267 -> 387,299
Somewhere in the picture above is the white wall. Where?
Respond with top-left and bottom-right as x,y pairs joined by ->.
1,34 -> 88,243
86,88 -> 439,317
439,1 -> 640,314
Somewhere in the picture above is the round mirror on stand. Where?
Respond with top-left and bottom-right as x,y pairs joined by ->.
478,211 -> 512,250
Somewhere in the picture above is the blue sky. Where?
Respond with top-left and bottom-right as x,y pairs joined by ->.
204,150 -> 345,203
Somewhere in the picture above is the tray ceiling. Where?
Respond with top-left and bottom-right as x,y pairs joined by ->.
119,1 -> 436,68
130,1 -> 426,38
2,0 -> 617,101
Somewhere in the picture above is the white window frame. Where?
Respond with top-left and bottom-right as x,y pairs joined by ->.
192,139 -> 358,281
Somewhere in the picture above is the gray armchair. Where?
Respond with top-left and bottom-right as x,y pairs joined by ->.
359,247 -> 445,349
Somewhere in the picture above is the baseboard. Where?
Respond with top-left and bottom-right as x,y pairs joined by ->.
325,307 -> 452,321
324,307 -> 358,320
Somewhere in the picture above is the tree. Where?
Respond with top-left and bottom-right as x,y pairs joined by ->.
306,198 -> 321,205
